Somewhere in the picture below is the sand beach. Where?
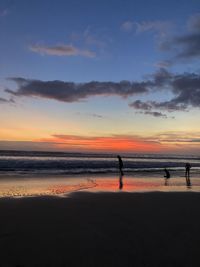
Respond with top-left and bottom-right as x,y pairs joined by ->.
0,190 -> 200,267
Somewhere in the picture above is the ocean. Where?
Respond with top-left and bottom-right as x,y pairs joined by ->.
0,150 -> 200,197
0,150 -> 200,176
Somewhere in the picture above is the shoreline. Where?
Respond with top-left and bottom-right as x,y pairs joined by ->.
0,173 -> 199,198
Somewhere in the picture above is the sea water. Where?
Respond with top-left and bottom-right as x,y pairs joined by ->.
0,150 -> 199,197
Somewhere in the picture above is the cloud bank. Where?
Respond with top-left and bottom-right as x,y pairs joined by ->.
6,77 -> 149,102
129,69 -> 200,115
5,67 -> 200,117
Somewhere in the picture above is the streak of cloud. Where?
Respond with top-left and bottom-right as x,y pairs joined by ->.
143,111 -> 167,118
43,134 -> 162,152
1,131 -> 200,153
0,97 -> 14,104
150,131 -> 200,144
121,20 -> 172,36
76,112 -> 106,119
40,132 -> 200,153
29,44 -> 96,58
130,100 -> 187,112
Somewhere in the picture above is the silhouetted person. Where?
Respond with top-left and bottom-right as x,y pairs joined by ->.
185,163 -> 191,177
185,163 -> 192,187
119,173 -> 123,190
164,168 -> 170,186
117,155 -> 124,176
164,168 -> 170,179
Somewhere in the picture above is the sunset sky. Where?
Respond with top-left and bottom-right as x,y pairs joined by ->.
0,0 -> 200,154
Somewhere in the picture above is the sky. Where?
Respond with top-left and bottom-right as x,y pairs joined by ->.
0,0 -> 200,154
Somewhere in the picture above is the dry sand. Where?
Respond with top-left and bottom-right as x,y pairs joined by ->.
0,192 -> 200,267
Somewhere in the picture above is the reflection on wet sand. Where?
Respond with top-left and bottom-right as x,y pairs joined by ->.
164,178 -> 169,186
186,175 -> 192,189
0,178 -> 97,198
0,175 -> 200,198
48,179 -> 97,194
119,174 -> 123,190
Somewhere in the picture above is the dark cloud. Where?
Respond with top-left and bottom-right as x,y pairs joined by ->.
130,100 -> 187,112
160,13 -> 200,61
152,101 -> 187,111
130,70 -> 200,114
143,111 -> 167,118
130,100 -> 152,111
171,72 -> 200,107
130,101 -> 174,118
174,33 -> 200,59
6,77 -> 149,102
0,97 -> 14,104
5,68 -> 200,117
151,68 -> 172,86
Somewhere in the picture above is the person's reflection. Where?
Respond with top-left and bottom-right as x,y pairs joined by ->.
186,175 -> 192,188
164,178 -> 169,186
119,173 -> 123,190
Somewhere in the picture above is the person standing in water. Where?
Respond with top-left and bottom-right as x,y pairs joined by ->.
185,163 -> 191,187
117,155 -> 124,190
164,168 -> 170,186
185,163 -> 191,177
164,168 -> 170,179
117,155 -> 124,176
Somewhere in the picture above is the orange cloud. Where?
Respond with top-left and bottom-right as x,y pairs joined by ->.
40,134 -> 163,153
1,132 -> 200,154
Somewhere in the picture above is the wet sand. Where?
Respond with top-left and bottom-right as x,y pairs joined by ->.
0,192 -> 200,266
0,174 -> 200,198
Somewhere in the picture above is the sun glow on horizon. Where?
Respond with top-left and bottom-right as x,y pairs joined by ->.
41,135 -> 161,152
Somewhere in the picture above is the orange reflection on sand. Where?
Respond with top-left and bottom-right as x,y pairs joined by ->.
47,180 -> 97,194
90,177 -> 163,192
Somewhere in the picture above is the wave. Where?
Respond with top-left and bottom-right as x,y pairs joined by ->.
0,150 -> 199,160
0,150 -> 200,176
